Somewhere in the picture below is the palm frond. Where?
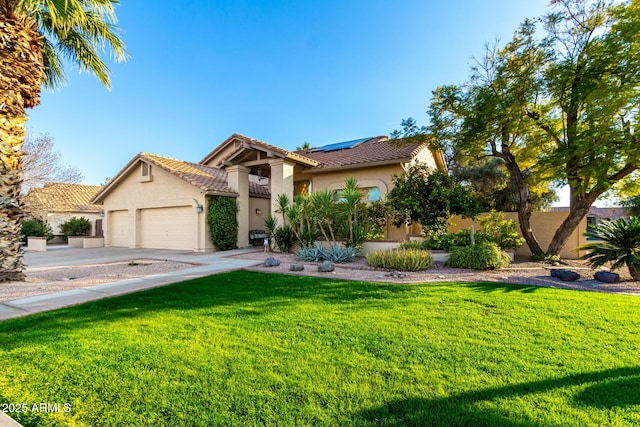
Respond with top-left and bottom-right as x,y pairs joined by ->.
20,0 -> 128,89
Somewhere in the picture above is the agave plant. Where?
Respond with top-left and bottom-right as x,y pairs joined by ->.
579,217 -> 640,280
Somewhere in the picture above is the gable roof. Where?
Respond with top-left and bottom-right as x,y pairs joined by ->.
91,152 -> 270,204
25,182 -> 103,214
199,133 -> 318,167
296,136 -> 428,171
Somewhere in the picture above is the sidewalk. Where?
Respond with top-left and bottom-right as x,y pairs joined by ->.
0,247 -> 262,322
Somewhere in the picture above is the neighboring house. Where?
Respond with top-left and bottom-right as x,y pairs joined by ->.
91,133 -> 446,251
551,206 -> 631,227
25,182 -> 104,239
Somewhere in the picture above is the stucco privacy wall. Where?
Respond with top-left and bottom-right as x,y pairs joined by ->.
46,212 -> 102,236
449,212 -> 588,259
102,164 -> 210,251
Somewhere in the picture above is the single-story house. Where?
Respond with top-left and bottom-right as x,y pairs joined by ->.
91,133 -> 446,251
24,182 -> 104,240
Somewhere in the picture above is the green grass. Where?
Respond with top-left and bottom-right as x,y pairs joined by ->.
0,271 -> 639,426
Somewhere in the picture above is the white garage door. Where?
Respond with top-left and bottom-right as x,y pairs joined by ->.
140,206 -> 194,250
110,210 -> 129,247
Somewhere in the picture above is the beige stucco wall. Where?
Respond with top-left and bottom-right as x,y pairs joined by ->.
249,197 -> 271,230
46,212 -> 102,236
305,164 -> 426,242
449,212 -> 588,259
308,163 -> 404,198
102,165 -> 211,251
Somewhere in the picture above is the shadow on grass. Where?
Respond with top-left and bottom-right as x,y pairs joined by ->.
466,282 -> 543,294
357,367 -> 640,426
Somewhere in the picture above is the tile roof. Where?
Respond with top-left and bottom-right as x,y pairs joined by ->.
142,153 -> 270,196
296,136 -> 424,170
200,133 -> 318,167
25,183 -> 103,214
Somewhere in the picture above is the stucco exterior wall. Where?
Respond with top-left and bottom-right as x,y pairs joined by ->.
449,212 -> 588,259
249,197 -> 270,231
102,165 -> 210,251
46,212 -> 102,236
308,164 -> 404,198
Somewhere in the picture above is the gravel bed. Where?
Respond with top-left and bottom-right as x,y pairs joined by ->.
0,259 -> 196,302
232,250 -> 640,296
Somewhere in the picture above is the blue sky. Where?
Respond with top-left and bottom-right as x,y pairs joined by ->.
27,0 -> 556,194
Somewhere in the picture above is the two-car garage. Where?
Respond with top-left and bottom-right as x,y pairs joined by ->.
108,207 -> 195,250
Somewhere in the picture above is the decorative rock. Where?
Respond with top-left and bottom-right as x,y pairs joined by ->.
557,270 -> 580,282
389,271 -> 407,279
290,264 -> 304,271
594,271 -> 620,283
317,261 -> 335,272
550,269 -> 565,278
263,257 -> 281,267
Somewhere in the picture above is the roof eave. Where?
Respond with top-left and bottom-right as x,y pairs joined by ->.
304,158 -> 411,174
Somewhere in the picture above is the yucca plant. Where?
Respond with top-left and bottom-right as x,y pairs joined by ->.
579,217 -> 640,280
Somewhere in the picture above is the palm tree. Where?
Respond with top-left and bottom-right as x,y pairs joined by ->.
0,0 -> 127,281
579,217 -> 640,281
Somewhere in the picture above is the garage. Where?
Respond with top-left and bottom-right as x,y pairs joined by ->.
109,210 -> 130,247
139,206 -> 194,250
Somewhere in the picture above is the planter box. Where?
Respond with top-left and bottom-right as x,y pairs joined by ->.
362,241 -> 400,254
68,236 -> 85,248
83,237 -> 104,249
27,237 -> 47,252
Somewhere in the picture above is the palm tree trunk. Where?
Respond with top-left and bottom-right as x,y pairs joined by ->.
628,264 -> 640,282
0,16 -> 45,282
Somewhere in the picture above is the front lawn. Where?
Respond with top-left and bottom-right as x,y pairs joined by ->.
0,271 -> 639,426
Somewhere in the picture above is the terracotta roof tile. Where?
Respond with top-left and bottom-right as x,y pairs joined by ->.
296,136 -> 424,170
25,183 -> 103,214
142,153 -> 270,196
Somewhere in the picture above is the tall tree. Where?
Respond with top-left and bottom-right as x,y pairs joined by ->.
0,0 -> 127,281
419,0 -> 639,256
22,133 -> 84,193
529,0 -> 640,254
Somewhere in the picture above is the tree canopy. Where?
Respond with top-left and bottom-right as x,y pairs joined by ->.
402,0 -> 640,256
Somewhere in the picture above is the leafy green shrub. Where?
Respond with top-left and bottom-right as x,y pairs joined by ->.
207,197 -> 238,250
366,249 -> 433,271
446,242 -> 510,270
399,240 -> 423,251
478,211 -> 525,250
362,200 -> 388,240
579,216 -> 640,280
296,242 -> 359,263
59,217 -> 91,239
273,225 -> 297,253
423,230 -> 489,251
530,253 -> 560,262
20,219 -> 53,242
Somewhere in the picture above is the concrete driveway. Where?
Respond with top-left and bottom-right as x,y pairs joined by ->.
24,245 -> 259,270
0,246 -> 262,322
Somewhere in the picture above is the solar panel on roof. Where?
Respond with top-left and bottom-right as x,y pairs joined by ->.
309,137 -> 372,153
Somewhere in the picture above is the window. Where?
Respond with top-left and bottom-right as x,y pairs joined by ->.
362,187 -> 381,202
294,180 -> 311,196
142,163 -> 150,176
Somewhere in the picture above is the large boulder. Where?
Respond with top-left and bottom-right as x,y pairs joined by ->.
290,264 -> 305,271
263,257 -> 281,267
556,270 -> 580,282
594,271 -> 620,283
317,261 -> 335,272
